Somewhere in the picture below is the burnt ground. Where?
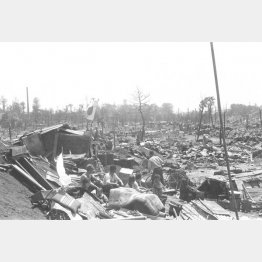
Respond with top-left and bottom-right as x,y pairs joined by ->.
0,132 -> 262,220
0,171 -> 46,220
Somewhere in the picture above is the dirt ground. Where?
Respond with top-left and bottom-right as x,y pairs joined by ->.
0,171 -> 46,220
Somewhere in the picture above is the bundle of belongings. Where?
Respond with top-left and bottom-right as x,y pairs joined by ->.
108,187 -> 165,217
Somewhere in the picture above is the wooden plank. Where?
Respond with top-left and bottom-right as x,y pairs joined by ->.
201,200 -> 230,216
12,164 -> 45,191
192,200 -> 218,219
17,158 -> 55,190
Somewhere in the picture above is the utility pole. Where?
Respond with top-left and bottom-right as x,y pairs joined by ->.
26,87 -> 30,128
210,42 -> 239,220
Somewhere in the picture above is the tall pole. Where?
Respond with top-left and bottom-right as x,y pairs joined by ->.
210,42 -> 239,220
26,87 -> 30,126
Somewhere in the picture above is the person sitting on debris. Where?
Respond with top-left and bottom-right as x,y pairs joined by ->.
88,164 -> 103,188
80,173 -> 98,195
135,173 -> 143,187
135,173 -> 147,192
126,175 -> 144,193
80,164 -> 102,194
102,165 -> 123,197
148,150 -> 165,186
96,187 -> 108,206
103,165 -> 123,187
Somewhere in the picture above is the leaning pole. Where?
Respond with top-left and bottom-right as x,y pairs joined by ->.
210,42 -> 239,220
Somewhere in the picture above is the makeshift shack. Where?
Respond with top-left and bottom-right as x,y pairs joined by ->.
18,124 -> 92,160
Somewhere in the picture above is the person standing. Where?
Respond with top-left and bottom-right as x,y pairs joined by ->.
148,151 -> 165,186
151,168 -> 164,197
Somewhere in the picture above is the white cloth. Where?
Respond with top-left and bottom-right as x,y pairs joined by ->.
56,153 -> 71,186
148,156 -> 164,172
103,172 -> 122,185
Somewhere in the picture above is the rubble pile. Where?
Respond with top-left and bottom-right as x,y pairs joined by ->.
2,122 -> 262,220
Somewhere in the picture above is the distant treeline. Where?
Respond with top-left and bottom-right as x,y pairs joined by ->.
0,95 -> 261,130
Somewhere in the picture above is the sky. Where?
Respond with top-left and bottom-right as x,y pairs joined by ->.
0,42 -> 261,112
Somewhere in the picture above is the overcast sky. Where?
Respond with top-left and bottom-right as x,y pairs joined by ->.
0,42 -> 261,112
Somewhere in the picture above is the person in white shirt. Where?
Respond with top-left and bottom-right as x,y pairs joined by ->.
103,165 -> 123,187
102,165 -> 124,197
148,151 -> 164,172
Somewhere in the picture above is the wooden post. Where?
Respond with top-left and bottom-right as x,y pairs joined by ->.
210,42 -> 239,220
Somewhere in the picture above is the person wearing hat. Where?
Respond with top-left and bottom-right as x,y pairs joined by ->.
148,150 -> 165,186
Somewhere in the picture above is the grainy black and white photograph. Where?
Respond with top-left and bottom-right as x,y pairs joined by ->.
1,42 -> 262,221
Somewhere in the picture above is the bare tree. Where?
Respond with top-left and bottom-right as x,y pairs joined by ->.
133,87 -> 149,141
